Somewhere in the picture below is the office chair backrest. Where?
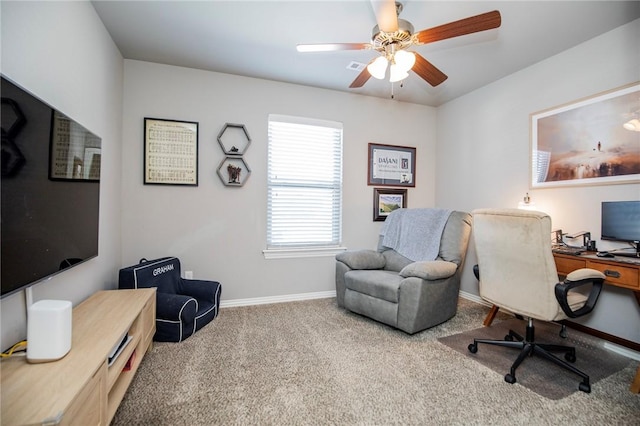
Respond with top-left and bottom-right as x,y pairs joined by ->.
472,208 -> 561,321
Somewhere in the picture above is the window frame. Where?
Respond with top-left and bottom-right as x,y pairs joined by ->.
264,114 -> 346,259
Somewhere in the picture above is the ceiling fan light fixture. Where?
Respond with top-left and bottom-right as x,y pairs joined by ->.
389,63 -> 409,83
367,56 -> 388,79
623,118 -> 640,131
394,50 -> 416,72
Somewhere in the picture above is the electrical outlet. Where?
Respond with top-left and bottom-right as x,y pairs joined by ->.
185,270 -> 193,279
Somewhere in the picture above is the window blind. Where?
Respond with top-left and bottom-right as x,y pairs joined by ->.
267,114 -> 343,248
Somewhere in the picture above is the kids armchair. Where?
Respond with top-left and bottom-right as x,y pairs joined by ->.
335,209 -> 472,334
119,256 -> 221,342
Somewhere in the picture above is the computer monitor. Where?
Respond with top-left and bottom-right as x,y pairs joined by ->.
601,201 -> 640,258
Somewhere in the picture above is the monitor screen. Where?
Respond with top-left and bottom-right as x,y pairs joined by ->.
601,201 -> 640,243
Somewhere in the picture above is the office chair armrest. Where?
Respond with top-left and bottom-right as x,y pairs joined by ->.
399,260 -> 458,280
181,279 -> 221,303
336,250 -> 386,270
554,268 -> 605,318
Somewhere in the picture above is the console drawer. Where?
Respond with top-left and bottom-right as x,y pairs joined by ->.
586,260 -> 639,289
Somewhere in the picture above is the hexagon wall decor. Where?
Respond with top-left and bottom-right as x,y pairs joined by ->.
217,156 -> 251,187
217,123 -> 251,155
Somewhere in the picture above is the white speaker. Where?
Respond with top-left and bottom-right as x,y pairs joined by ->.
27,300 -> 72,363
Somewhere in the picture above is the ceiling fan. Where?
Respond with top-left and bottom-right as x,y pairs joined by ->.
296,0 -> 501,89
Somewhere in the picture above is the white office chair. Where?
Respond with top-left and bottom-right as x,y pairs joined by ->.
468,208 -> 605,393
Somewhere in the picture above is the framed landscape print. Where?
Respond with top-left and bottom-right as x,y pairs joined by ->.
373,188 -> 407,221
530,82 -> 640,188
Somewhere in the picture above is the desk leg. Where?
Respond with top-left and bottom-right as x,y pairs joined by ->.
631,364 -> 640,394
483,305 -> 499,327
628,290 -> 640,393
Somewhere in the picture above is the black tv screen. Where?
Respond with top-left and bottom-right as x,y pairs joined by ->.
1,76 -> 101,298
601,201 -> 640,243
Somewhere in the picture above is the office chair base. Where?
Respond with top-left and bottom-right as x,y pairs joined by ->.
467,320 -> 591,393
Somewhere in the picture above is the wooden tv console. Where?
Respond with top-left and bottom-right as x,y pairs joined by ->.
0,288 -> 156,425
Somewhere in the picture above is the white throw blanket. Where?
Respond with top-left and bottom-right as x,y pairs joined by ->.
380,208 -> 452,262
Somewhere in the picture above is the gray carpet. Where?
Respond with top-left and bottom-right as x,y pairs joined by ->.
438,318 -> 633,400
113,298 -> 640,425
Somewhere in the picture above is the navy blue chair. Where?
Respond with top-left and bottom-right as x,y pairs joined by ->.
119,257 -> 221,342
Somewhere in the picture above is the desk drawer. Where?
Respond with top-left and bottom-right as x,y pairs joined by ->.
586,260 -> 639,289
555,256 -> 586,276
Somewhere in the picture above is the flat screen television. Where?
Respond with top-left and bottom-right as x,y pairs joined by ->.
601,200 -> 640,258
1,76 -> 101,298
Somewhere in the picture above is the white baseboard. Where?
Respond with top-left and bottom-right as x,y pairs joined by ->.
220,290 -> 336,308
222,290 -> 485,309
459,290 -> 492,307
604,342 -> 640,361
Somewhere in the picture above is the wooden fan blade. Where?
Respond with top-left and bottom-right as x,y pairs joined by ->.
412,53 -> 448,87
349,67 -> 372,88
415,10 -> 501,45
371,0 -> 398,33
296,43 -> 370,52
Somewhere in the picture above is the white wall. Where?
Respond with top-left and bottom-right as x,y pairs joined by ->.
121,60 -> 437,302
437,19 -> 640,343
0,1 -> 124,350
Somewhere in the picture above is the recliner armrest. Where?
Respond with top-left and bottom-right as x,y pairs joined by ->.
181,279 -> 221,303
336,250 -> 385,270
554,268 -> 605,318
399,260 -> 458,280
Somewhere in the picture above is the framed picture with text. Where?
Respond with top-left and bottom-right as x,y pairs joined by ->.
368,143 -> 416,187
144,117 -> 199,186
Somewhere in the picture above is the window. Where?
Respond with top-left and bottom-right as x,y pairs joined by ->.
266,114 -> 343,257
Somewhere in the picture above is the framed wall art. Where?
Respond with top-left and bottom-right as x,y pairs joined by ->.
368,143 -> 416,187
373,188 -> 407,221
144,117 -> 198,186
530,82 -> 640,188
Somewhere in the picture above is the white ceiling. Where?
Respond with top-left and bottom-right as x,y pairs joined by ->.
92,1 -> 640,107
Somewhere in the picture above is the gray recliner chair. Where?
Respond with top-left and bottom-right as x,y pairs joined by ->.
335,209 -> 472,334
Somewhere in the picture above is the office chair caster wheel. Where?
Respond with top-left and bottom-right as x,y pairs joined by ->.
564,352 -> 576,363
468,343 -> 478,353
560,324 -> 568,339
504,374 -> 516,384
579,382 -> 591,393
